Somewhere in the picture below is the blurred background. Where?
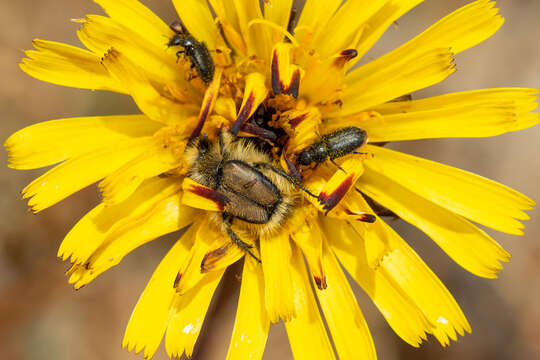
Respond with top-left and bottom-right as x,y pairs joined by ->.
1,0 -> 539,359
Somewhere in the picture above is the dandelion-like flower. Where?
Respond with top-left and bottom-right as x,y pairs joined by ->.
6,0 -> 539,359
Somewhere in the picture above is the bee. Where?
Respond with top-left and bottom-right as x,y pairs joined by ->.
296,126 -> 368,170
168,20 -> 214,85
185,130 -> 314,263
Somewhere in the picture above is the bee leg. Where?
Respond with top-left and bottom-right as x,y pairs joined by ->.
175,50 -> 185,63
223,215 -> 261,263
330,158 -> 347,173
254,162 -> 318,199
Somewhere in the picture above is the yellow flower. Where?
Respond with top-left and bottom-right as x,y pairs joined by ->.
6,0 -> 538,359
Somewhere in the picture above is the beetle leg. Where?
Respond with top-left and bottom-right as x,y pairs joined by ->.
223,215 -> 260,262
330,158 -> 347,173
175,50 -> 185,63
254,162 -> 318,199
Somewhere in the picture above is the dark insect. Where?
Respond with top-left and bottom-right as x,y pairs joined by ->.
185,130 -> 315,263
297,126 -> 367,169
168,20 -> 214,85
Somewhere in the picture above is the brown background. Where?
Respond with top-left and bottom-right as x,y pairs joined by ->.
1,1 -> 539,359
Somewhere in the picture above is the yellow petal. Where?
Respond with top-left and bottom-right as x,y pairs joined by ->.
314,0 -> 387,57
19,39 -> 123,92
181,177 -> 230,212
354,0 -> 424,60
174,218 -> 242,294
5,115 -> 162,170
77,15 -> 194,94
233,0 -> 272,60
290,218 -> 326,289
189,68 -> 224,140
283,106 -> 322,153
364,145 -> 533,235
260,231 -> 296,323
22,137 -> 153,213
264,0 -> 294,43
271,43 -> 301,98
231,72 -> 268,134
67,193 -> 196,289
101,49 -> 199,124
359,162 -> 512,278
300,49 -> 358,105
59,177 -> 182,264
411,0 -> 503,55
356,214 -> 471,345
94,0 -> 172,48
122,226 -> 195,359
318,157 -> 366,214
315,238 -> 376,360
295,0 -> 342,44
172,0 -> 217,49
226,256 -> 270,360
342,47 -> 455,115
363,88 -> 540,142
284,244 -> 336,360
321,216 -> 432,347
165,270 -> 225,358
99,139 -> 181,205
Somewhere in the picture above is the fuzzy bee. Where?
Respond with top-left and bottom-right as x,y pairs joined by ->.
168,20 -> 214,85
184,130 -> 306,263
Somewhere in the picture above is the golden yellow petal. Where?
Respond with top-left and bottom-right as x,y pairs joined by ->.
232,0 -> 272,61
321,216 -> 433,347
174,218 -> 243,294
77,15 -> 194,96
315,238 -> 376,360
122,226 -> 195,359
5,115 -> 162,170
295,0 -> 342,44
172,0 -> 217,49
94,0 -> 172,48
67,193 -> 196,289
181,177 -> 230,212
19,39 -> 124,92
165,270 -> 225,358
271,42 -> 302,98
412,0 -> 504,55
231,72 -> 268,134
283,106 -> 321,153
354,0 -> 424,60
99,139 -> 181,205
264,0 -> 293,43
363,145 -> 533,235
101,49 -> 199,124
357,217 -> 470,344
260,230 -> 296,323
22,137 -> 153,213
58,177 -> 182,264
284,244 -> 336,360
300,48 -> 359,105
189,68 -> 224,140
359,165 -> 512,278
314,0 -> 387,57
226,257 -> 270,360
290,218 -> 326,289
317,157 -> 366,214
342,48 -> 455,115
362,88 -> 540,141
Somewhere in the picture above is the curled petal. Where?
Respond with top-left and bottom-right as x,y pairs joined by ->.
20,39 -> 123,92
231,72 -> 268,134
